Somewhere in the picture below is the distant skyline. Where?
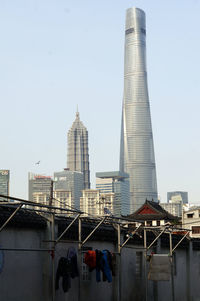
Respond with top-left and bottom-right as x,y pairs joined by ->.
0,0 -> 200,203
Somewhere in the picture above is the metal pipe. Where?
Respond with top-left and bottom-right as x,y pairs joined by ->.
0,204 -> 23,232
81,217 -> 106,246
51,213 -> 55,301
147,227 -> 167,250
55,214 -> 81,244
169,233 -> 172,256
172,231 -> 189,253
117,224 -> 121,301
144,229 -> 148,301
0,194 -> 82,213
169,233 -> 175,301
78,218 -> 82,251
78,217 -> 82,301
0,248 -> 53,252
117,224 -> 121,254
120,225 -> 141,250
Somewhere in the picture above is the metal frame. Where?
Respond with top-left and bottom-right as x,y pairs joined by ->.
81,216 -> 107,246
0,195 -> 192,301
0,204 -> 23,232
55,214 -> 81,245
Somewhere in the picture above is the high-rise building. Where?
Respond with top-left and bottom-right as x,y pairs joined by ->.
80,189 -> 116,217
167,191 -> 188,204
0,170 -> 10,201
28,173 -> 52,202
54,169 -> 84,209
33,190 -> 72,214
96,171 -> 130,215
119,7 -> 158,212
160,202 -> 182,217
67,111 -> 90,189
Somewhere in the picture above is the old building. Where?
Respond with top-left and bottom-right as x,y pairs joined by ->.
127,200 -> 179,226
182,206 -> 200,238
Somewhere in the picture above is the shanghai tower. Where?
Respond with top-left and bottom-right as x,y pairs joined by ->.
120,7 -> 158,212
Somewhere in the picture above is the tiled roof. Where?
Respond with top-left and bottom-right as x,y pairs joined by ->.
128,200 -> 178,221
0,204 -> 47,229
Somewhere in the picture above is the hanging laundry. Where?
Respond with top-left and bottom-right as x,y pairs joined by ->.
148,254 -> 171,281
55,247 -> 79,293
84,250 -> 96,271
55,257 -> 72,292
95,249 -> 103,282
84,249 -> 113,283
67,247 -> 79,278
102,250 -> 112,282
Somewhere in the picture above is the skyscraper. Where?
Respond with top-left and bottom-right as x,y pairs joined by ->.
54,169 -> 84,209
120,7 -> 158,212
0,170 -> 10,201
67,111 -> 90,189
96,171 -> 130,215
167,191 -> 188,204
28,173 -> 52,201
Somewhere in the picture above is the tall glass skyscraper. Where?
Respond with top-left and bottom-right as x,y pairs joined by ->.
0,170 -> 10,202
67,111 -> 90,189
120,7 -> 158,212
54,169 -> 84,209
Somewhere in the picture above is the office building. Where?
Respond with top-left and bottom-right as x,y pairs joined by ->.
0,170 -> 10,201
96,171 -> 130,215
119,7 -> 158,212
80,189 -> 116,217
161,202 -> 182,217
167,191 -> 188,204
33,190 -> 72,214
67,111 -> 90,189
54,169 -> 84,209
28,173 -> 52,202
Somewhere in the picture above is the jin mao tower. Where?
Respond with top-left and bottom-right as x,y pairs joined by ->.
120,7 -> 158,212
67,111 -> 90,189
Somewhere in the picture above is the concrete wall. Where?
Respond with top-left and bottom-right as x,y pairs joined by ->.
0,227 -> 50,301
1,225 -> 200,301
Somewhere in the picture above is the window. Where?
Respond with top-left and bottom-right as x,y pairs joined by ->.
192,226 -> 200,234
187,214 -> 194,218
146,221 -> 152,226
157,221 -> 160,226
125,27 -> 134,35
81,254 -> 91,281
141,28 -> 146,35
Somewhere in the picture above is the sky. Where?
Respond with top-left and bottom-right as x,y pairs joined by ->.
0,0 -> 200,203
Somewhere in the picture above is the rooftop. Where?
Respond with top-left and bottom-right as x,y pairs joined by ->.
96,171 -> 129,180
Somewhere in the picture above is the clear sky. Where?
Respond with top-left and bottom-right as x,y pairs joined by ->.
0,0 -> 200,203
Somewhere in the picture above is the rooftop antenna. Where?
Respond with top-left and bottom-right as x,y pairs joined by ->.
76,105 -> 79,119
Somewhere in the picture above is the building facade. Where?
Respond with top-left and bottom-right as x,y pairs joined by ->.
167,191 -> 188,204
96,171 -> 130,215
160,201 -> 182,217
32,190 -> 72,214
182,206 -> 200,238
28,173 -> 52,201
80,189 -> 116,217
119,7 -> 158,212
67,111 -> 90,189
0,170 -> 10,201
54,169 -> 84,209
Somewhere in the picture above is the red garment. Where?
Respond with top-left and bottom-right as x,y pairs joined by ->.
84,250 -> 96,269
